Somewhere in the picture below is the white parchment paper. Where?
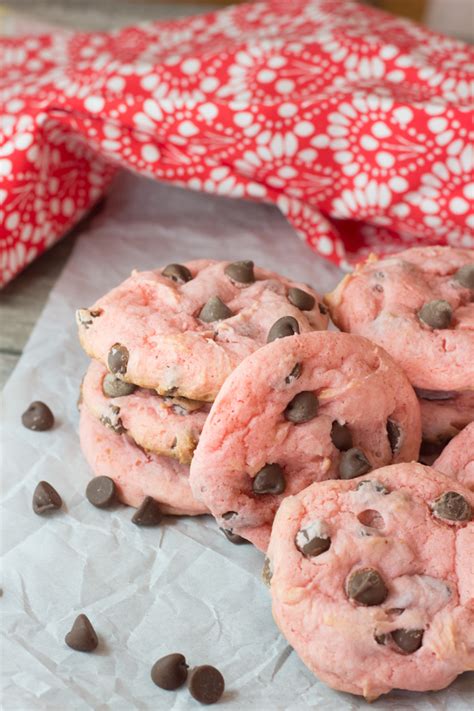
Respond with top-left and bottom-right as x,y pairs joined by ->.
1,173 -> 472,710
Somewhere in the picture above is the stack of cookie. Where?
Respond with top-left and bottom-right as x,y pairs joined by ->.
324,247 -> 474,460
76,259 -> 328,520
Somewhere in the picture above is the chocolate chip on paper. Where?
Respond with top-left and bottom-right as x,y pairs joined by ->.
32,481 -> 62,515
22,401 -> 54,431
65,614 -> 99,652
86,476 -> 117,509
132,496 -> 163,526
189,665 -> 225,705
151,653 -> 189,690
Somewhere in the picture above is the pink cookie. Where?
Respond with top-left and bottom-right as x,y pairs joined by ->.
82,360 -> 209,463
190,331 -> 421,551
325,247 -> 474,391
79,407 -> 207,516
418,389 -> 474,445
76,259 -> 328,401
267,463 -> 474,700
434,422 -> 474,491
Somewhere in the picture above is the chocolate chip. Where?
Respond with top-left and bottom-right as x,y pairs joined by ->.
375,633 -> 388,645
108,343 -> 129,375
163,395 -> 205,414
86,476 -> 116,508
295,522 -> 331,557
76,308 -> 102,329
414,387 -> 458,401
22,401 -> 54,431
151,653 -> 188,690
262,557 -> 273,586
339,448 -> 371,479
100,405 -> 125,434
267,316 -> 300,343
199,296 -> 233,322
32,481 -> 62,515
252,464 -> 286,495
318,302 -> 328,315
65,614 -> 98,652
288,287 -> 315,311
391,628 -> 424,654
284,391 -> 318,423
418,300 -> 452,329
189,665 -> 225,705
331,421 -> 353,451
356,480 -> 388,495
162,263 -> 192,284
453,264 -> 474,289
431,491 -> 471,522
387,419 -> 402,455
102,373 -> 136,398
131,496 -> 163,526
224,260 -> 255,284
220,528 -> 249,545
285,363 -> 302,384
347,568 -> 388,606
222,511 -> 237,520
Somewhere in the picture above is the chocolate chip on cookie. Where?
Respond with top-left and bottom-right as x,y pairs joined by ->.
220,528 -> 249,545
22,401 -> 54,431
387,419 -> 402,455
331,421 -> 353,451
431,491 -> 471,522
65,614 -> 98,652
132,496 -> 163,526
100,405 -> 125,434
151,653 -> 189,690
199,296 -> 233,323
453,264 -> 474,290
295,522 -> 331,557
285,363 -> 302,384
86,476 -> 117,508
284,391 -> 319,423
32,481 -> 62,515
391,628 -> 424,654
356,480 -> 388,495
102,373 -> 136,398
318,302 -> 328,315
288,287 -> 315,311
418,300 -> 452,329
189,665 -> 225,705
262,557 -> 273,586
414,387 -> 458,401
252,464 -> 286,495
339,448 -> 371,479
221,511 -> 237,520
347,568 -> 388,606
76,308 -> 102,329
108,343 -> 129,375
267,316 -> 300,342
162,263 -> 193,284
224,260 -> 255,284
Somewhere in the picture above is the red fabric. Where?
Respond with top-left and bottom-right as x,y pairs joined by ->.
1,0 -> 473,287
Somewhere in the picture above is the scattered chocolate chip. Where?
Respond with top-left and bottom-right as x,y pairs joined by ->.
162,263 -> 192,284
220,528 -> 249,545
100,405 -> 125,434
224,260 -> 255,284
386,419 -> 402,455
431,491 -> 471,522
391,628 -> 424,654
32,481 -> 62,515
86,476 -> 116,509
65,614 -> 98,652
288,287 -> 315,311
418,300 -> 452,329
102,373 -> 136,398
356,480 -> 388,495
331,421 -> 353,451
284,391 -> 319,423
339,448 -> 371,479
189,665 -> 225,705
252,464 -> 286,495
285,362 -> 302,384
222,511 -> 237,520
108,343 -> 129,375
22,401 -> 54,431
318,302 -> 328,315
267,316 -> 300,343
76,308 -> 102,329
262,557 -> 273,586
199,296 -> 233,323
295,522 -> 331,557
453,264 -> 474,290
131,496 -> 163,526
347,568 -> 388,606
151,653 -> 189,690
414,387 -> 458,401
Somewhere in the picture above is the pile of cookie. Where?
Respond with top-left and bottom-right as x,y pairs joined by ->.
75,248 -> 473,702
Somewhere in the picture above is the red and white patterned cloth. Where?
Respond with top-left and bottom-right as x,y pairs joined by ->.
1,0 -> 473,287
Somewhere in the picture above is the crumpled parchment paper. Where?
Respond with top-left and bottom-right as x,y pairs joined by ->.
1,173 -> 472,710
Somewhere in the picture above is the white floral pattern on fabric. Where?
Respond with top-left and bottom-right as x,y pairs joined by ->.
0,0 -> 473,287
